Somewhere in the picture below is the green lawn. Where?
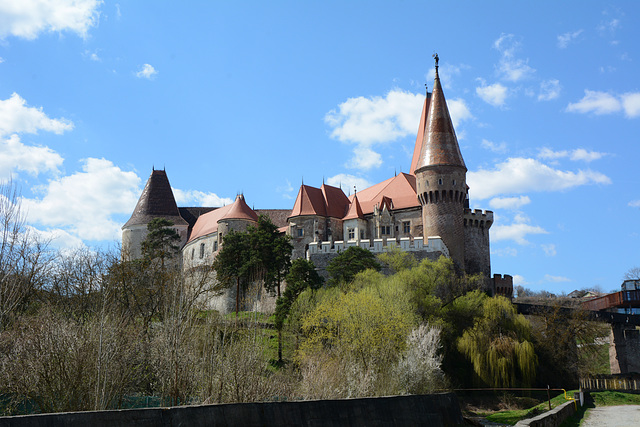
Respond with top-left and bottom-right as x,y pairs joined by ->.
483,390 -> 578,425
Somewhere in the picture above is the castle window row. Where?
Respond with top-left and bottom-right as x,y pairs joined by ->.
418,190 -> 465,205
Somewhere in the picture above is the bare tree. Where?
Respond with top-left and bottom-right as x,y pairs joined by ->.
0,180 -> 50,332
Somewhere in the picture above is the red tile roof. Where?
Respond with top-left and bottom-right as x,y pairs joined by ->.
187,195 -> 257,243
348,173 -> 419,215
343,194 -> 364,220
289,183 -> 349,219
410,93 -> 430,175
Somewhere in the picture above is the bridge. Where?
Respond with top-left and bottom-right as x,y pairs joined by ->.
514,301 -> 640,375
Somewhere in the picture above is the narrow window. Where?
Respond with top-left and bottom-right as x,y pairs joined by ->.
191,248 -> 195,259
297,228 -> 304,237
438,178 -> 443,185
199,243 -> 205,259
214,241 -> 218,251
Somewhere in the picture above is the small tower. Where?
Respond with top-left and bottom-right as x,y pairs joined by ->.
414,56 -> 467,270
122,168 -> 189,259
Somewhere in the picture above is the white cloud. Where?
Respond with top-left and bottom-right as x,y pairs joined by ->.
493,33 -> 535,82
276,179 -> 295,200
621,93 -> 640,118
326,174 -> 373,194
543,274 -> 571,283
566,90 -> 621,115
347,146 -> 382,170
0,93 -> 73,137
542,243 -> 557,256
538,79 -> 561,101
538,147 -> 606,163
570,148 -> 606,162
136,63 -> 158,79
22,158 -> 141,241
173,188 -> 233,207
492,222 -> 548,245
557,30 -> 583,48
326,89 -> 472,172
476,82 -> 508,107
491,247 -> 518,257
84,49 -> 101,61
0,134 -> 63,178
512,274 -> 528,286
489,196 -> 530,210
481,139 -> 507,153
325,89 -> 424,145
467,157 -> 611,200
29,226 -> 85,250
628,200 -> 640,208
0,0 -> 102,40
447,98 -> 473,128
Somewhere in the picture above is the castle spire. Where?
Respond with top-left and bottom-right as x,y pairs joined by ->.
414,54 -> 466,173
123,169 -> 187,228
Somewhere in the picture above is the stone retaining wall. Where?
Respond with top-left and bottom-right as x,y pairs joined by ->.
0,393 -> 463,427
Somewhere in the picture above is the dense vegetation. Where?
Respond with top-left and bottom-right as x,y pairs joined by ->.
0,181 -> 610,415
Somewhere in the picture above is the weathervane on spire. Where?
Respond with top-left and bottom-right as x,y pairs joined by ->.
433,52 -> 439,72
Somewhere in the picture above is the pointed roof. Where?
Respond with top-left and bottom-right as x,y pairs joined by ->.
409,92 -> 431,175
288,183 -> 349,219
347,172 -> 418,215
123,169 -> 187,228
321,183 -> 350,218
221,194 -> 259,222
414,66 -> 466,173
289,185 -> 327,217
343,194 -> 364,220
186,195 -> 258,244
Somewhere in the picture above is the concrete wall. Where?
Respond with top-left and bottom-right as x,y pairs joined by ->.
0,393 -> 464,427
609,324 -> 640,374
514,400 -> 576,427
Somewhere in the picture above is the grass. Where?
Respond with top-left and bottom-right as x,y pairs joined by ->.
480,390 -> 578,425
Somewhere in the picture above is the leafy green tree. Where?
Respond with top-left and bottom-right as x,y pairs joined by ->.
247,215 -> 292,297
377,246 -> 418,273
326,246 -> 381,287
212,230 -> 251,317
274,259 -> 323,362
457,296 -> 537,387
141,218 -> 181,269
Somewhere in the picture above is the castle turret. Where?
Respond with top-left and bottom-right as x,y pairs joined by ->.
122,168 -> 188,259
413,56 -> 467,270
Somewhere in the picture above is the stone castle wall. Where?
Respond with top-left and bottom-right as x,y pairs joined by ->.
463,209 -> 493,277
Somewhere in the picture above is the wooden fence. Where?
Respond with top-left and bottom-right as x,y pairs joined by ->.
580,375 -> 640,391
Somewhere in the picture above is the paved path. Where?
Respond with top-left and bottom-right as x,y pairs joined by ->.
582,405 -> 640,426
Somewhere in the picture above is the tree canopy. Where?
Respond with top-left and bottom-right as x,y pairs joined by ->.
326,246 -> 381,287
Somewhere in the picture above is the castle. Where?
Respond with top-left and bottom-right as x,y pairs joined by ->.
122,63 -> 513,312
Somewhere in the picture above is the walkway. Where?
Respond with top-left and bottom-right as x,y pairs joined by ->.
581,405 -> 640,426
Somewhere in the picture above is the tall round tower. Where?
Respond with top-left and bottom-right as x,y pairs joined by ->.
414,57 -> 467,270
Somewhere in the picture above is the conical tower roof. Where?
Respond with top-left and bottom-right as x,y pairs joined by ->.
409,92 -> 431,175
220,194 -> 259,222
343,194 -> 364,220
414,64 -> 466,173
123,169 -> 187,228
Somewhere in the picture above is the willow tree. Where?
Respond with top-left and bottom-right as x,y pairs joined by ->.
457,296 -> 537,387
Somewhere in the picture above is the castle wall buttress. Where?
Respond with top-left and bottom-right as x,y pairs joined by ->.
463,209 -> 493,278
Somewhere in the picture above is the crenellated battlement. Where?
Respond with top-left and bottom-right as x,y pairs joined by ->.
492,274 -> 513,298
307,236 -> 449,258
464,209 -> 493,228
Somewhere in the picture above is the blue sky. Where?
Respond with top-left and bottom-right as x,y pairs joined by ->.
1,1 -> 639,294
